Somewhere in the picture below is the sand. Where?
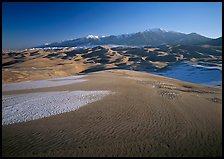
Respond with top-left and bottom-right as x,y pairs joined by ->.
3,45 -> 221,84
2,69 -> 222,157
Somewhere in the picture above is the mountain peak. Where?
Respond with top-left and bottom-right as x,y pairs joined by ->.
144,28 -> 167,33
86,35 -> 100,39
188,32 -> 199,36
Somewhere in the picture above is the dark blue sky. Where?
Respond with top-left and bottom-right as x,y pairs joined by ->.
2,2 -> 222,49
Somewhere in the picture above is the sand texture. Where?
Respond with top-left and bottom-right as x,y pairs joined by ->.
2,70 -> 222,157
2,45 -> 221,84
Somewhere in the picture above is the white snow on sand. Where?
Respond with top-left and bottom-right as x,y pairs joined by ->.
2,90 -> 112,125
191,64 -> 222,70
2,75 -> 87,92
50,75 -> 87,81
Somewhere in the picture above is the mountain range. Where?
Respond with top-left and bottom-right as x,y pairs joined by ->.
3,28 -> 222,84
40,28 -> 221,48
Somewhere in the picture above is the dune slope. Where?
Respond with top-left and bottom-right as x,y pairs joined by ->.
2,70 -> 222,157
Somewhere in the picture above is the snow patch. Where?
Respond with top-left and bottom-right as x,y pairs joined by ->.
2,90 -> 112,125
50,75 -> 87,81
3,75 -> 87,91
86,35 -> 99,39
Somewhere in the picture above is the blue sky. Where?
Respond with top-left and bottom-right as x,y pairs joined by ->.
2,2 -> 222,49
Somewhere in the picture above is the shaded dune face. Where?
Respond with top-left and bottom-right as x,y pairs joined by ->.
2,70 -> 222,157
2,45 -> 222,84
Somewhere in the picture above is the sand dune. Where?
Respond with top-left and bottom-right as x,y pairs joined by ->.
2,70 -> 222,157
2,45 -> 221,84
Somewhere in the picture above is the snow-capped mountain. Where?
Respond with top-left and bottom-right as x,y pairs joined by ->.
86,35 -> 100,39
39,28 -> 212,48
144,28 -> 167,33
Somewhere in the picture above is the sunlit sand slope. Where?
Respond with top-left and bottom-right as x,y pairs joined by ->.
2,70 -> 222,157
